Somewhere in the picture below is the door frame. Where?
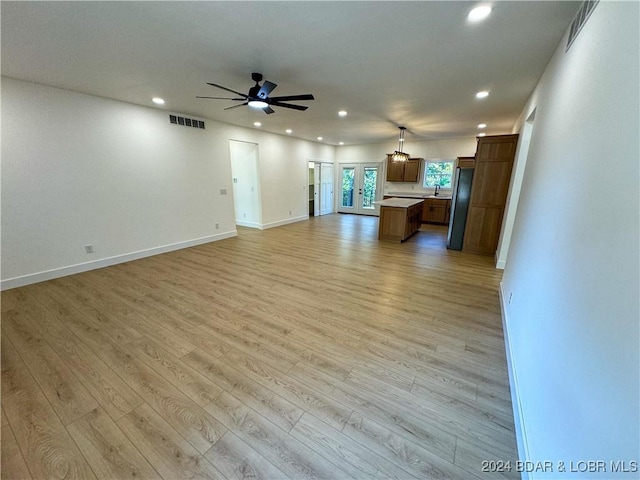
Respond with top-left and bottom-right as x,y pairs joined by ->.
337,162 -> 383,216
229,140 -> 262,228
309,161 -> 334,217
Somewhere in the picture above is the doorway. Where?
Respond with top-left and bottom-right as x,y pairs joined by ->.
495,109 -> 536,268
337,163 -> 382,215
229,140 -> 261,228
310,162 -> 334,217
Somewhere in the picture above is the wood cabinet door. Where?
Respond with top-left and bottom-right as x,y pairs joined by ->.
457,156 -> 475,168
403,159 -> 420,183
422,199 -> 448,224
386,157 -> 405,182
463,134 -> 518,255
463,206 -> 504,254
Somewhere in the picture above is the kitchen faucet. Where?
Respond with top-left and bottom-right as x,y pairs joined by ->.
434,185 -> 440,196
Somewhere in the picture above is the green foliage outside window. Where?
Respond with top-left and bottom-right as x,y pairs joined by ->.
424,160 -> 454,188
342,168 -> 355,207
362,168 -> 377,208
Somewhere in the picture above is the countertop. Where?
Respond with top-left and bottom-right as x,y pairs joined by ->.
385,192 -> 452,200
375,198 -> 425,208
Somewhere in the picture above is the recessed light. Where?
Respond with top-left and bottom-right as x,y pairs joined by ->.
285,129 -> 293,134
477,132 -> 487,137
475,90 -> 490,99
338,142 -> 344,145
253,122 -> 262,127
477,123 -> 487,129
338,110 -> 348,117
152,97 -> 165,105
317,137 -> 323,141
468,5 -> 492,22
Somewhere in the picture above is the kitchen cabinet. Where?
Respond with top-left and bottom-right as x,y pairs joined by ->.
422,198 -> 451,225
463,134 -> 519,255
377,198 -> 424,242
386,156 -> 421,182
457,156 -> 475,168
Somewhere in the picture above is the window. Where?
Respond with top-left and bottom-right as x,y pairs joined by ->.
423,159 -> 455,188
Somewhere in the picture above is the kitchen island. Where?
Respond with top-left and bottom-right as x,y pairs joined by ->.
376,197 -> 424,242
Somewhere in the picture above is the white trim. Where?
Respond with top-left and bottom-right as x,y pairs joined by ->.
261,215 -> 308,230
1,231 -> 237,291
235,220 -> 262,229
496,254 -> 507,270
499,281 -> 530,480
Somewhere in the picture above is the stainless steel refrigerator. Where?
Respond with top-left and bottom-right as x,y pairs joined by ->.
447,167 -> 474,250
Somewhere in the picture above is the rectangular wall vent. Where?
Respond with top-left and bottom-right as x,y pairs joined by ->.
566,0 -> 599,52
169,114 -> 205,129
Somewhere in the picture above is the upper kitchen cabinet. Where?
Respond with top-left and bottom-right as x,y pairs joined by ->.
463,134 -> 519,256
457,156 -> 475,168
386,156 -> 422,182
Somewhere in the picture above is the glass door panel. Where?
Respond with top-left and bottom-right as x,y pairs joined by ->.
340,166 -> 356,211
361,167 -> 378,210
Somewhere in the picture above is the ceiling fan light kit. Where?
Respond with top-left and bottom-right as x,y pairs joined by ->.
248,100 -> 269,109
391,127 -> 410,162
197,72 -> 314,115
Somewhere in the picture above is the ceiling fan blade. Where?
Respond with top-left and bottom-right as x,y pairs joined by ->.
196,96 -> 245,101
257,81 -> 277,99
268,94 -> 314,102
263,106 -> 275,114
224,102 -> 248,111
206,82 -> 248,98
270,101 -> 308,111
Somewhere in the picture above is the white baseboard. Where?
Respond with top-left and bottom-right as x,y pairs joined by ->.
235,220 -> 262,229
261,215 -> 308,230
499,281 -> 530,480
1,230 -> 238,291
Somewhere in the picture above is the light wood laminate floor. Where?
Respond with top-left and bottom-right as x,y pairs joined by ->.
1,214 -> 518,479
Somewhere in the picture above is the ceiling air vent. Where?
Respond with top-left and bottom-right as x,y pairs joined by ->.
566,0 -> 599,52
169,114 -> 205,129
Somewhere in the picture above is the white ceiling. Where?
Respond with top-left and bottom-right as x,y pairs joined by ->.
1,1 -> 579,145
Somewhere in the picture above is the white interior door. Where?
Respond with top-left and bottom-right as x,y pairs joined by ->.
338,163 -> 382,215
230,140 -> 261,228
312,164 -> 320,217
320,163 -> 333,215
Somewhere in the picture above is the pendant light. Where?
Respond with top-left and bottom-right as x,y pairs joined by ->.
391,127 -> 410,162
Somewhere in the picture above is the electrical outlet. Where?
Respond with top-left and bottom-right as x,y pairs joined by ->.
289,210 -> 292,216
215,222 -> 220,229
509,292 -> 513,305
220,188 -> 227,195
243,213 -> 246,218
85,244 -> 94,254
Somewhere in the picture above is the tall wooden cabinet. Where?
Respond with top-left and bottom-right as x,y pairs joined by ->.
463,134 -> 519,256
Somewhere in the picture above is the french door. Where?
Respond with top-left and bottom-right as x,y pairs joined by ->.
337,163 -> 382,215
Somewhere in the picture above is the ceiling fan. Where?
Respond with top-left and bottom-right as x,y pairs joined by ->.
197,72 -> 314,114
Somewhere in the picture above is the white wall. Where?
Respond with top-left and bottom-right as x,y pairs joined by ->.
501,2 -> 639,478
224,129 -> 335,228
1,78 -> 334,288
